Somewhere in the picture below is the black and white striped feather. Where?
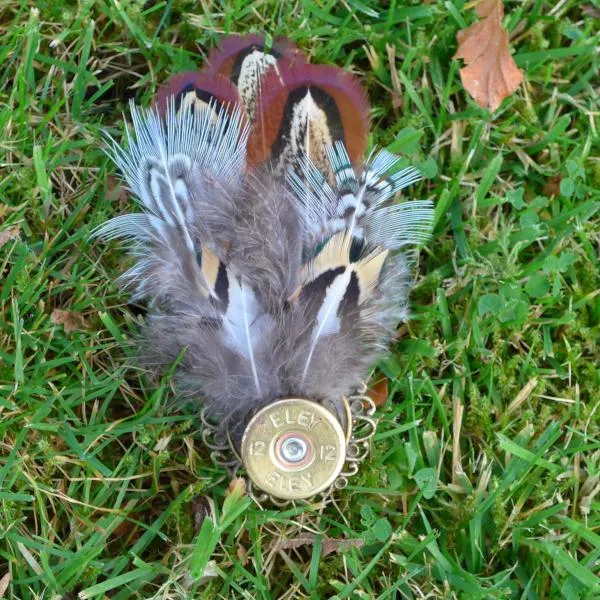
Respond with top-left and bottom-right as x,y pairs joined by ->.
288,142 -> 433,253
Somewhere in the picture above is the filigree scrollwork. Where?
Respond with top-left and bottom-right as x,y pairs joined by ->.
200,388 -> 379,506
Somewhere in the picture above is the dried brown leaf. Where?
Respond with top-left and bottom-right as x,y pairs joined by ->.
50,309 -> 87,333
367,376 -> 389,407
322,537 -> 364,556
227,477 -> 247,498
454,0 -> 524,111
0,225 -> 20,248
543,175 -> 562,197
105,174 -> 129,204
276,534 -> 363,556
190,495 -> 212,533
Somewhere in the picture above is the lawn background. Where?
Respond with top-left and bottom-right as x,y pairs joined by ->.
0,0 -> 599,598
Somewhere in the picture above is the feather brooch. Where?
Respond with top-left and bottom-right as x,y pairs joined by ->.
95,35 -> 433,501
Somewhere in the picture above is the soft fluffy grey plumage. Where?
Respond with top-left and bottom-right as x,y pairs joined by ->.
227,170 -> 303,310
95,101 -> 433,437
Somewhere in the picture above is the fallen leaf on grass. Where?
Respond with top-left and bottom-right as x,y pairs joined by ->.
190,495 -> 213,533
0,225 -> 20,248
50,309 -> 87,333
322,537 -> 364,555
275,534 -> 363,556
367,376 -> 389,407
237,545 -> 249,566
543,175 -> 562,197
153,435 -> 172,453
105,174 -> 129,204
111,517 -> 141,543
226,477 -> 247,498
579,474 -> 600,517
454,0 -> 524,111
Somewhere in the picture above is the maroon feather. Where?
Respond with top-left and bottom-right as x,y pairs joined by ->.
205,34 -> 304,82
247,60 -> 370,176
204,34 -> 306,124
154,71 -> 245,120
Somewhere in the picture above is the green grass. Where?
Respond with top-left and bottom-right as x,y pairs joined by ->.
1,0 -> 599,598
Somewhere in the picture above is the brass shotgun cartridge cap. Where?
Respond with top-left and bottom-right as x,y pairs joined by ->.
241,398 -> 346,500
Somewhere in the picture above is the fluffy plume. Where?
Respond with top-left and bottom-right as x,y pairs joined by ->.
95,35 -> 433,439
